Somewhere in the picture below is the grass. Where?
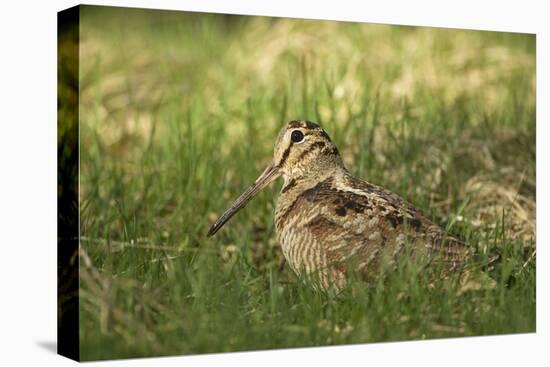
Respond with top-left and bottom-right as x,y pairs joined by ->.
76,6 -> 535,361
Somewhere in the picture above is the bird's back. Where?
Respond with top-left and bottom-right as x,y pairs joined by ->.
275,170 -> 467,290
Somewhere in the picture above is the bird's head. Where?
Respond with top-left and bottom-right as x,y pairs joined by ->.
207,120 -> 345,236
272,120 -> 344,180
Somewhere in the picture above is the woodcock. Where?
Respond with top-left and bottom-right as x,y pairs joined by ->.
207,120 -> 468,291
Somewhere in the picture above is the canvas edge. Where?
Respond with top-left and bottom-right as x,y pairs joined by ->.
57,4 -> 81,362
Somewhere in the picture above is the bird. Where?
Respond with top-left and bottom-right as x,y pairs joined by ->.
207,120 -> 470,291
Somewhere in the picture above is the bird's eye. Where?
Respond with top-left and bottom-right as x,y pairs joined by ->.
291,130 -> 305,143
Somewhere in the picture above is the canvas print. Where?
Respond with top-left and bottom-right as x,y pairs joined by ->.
57,5 -> 536,361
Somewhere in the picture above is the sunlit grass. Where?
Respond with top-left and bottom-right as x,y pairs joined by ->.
77,6 -> 535,360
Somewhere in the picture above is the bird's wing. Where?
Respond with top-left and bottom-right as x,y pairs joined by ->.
344,174 -> 469,263
293,175 -> 468,276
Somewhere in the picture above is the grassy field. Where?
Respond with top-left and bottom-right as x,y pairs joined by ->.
77,6 -> 536,360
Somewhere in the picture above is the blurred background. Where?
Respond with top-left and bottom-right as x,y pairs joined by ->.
77,5 -> 535,360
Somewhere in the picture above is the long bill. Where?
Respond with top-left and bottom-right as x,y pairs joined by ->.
207,163 -> 281,237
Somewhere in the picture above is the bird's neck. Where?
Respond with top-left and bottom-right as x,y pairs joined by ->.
281,165 -> 346,195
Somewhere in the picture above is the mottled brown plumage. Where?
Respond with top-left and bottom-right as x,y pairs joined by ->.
208,120 -> 469,291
